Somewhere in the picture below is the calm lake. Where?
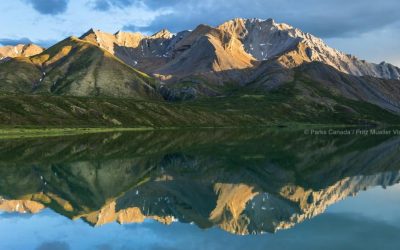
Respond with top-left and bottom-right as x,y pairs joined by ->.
0,128 -> 400,250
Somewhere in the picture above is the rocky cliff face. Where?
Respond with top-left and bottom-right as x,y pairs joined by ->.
221,18 -> 400,80
80,28 -> 183,74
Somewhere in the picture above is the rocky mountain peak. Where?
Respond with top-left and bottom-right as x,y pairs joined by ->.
80,28 -> 101,38
215,18 -> 400,80
151,29 -> 174,39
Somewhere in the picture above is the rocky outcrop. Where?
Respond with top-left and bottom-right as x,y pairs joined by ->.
82,201 -> 177,226
0,198 -> 45,214
0,44 -> 44,62
80,28 -> 187,74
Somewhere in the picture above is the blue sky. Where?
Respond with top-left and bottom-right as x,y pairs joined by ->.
0,0 -> 399,66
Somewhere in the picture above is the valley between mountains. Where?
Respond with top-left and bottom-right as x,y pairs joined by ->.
1,18 -> 400,127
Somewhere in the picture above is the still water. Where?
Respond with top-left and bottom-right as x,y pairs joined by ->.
0,129 -> 399,250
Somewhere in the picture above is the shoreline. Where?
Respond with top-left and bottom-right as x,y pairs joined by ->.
0,123 -> 392,139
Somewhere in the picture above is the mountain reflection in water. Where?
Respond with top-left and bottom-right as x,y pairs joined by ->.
0,129 -> 399,235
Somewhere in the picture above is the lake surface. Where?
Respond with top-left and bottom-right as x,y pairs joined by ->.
0,128 -> 400,250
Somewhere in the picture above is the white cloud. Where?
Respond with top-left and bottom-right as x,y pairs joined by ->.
0,0 -> 171,46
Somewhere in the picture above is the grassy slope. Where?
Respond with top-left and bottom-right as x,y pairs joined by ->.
0,37 -> 161,99
188,77 -> 400,125
1,78 -> 400,128
35,37 -> 160,99
0,94 -> 269,128
1,54 -> 400,128
0,57 -> 42,93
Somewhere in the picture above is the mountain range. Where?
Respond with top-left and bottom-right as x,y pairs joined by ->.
80,18 -> 400,81
1,18 -> 400,126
